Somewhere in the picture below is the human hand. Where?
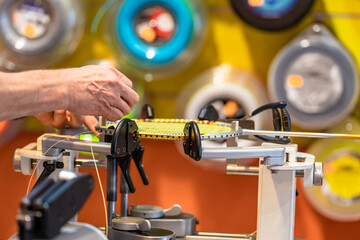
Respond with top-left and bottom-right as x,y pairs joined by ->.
64,65 -> 139,121
35,110 -> 100,136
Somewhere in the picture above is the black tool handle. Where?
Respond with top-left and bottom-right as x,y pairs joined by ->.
118,155 -> 136,193
132,145 -> 149,185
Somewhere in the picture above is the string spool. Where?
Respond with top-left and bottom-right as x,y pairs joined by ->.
104,0 -> 208,80
230,0 -> 314,31
304,117 -> 360,221
174,65 -> 271,170
0,0 -> 85,70
268,24 -> 359,131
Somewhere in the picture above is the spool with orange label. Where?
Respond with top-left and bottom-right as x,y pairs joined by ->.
268,24 -> 359,131
304,117 -> 360,221
0,0 -> 85,70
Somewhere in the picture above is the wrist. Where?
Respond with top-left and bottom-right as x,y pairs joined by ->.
36,69 -> 70,111
50,68 -> 71,110
60,69 -> 71,110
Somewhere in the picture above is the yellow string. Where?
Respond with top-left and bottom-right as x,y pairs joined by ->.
90,138 -> 108,237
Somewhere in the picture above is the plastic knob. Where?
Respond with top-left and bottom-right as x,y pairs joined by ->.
164,204 -> 182,217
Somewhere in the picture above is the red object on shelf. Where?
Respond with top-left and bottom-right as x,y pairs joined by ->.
149,7 -> 175,40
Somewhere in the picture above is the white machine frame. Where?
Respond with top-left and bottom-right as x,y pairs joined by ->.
13,121 -> 323,240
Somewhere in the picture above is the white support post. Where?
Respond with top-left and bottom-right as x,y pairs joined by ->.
256,144 -> 297,240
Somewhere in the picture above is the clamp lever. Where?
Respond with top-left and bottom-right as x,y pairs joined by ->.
132,145 -> 149,185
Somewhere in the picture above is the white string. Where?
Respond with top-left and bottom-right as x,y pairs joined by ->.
25,130 -> 108,236
26,134 -> 76,195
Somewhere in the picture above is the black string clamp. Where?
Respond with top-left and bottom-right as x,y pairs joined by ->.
108,118 -> 148,193
183,121 -> 202,161
141,104 -> 155,119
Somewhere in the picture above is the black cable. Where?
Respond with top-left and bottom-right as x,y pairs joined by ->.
272,108 -> 282,131
245,101 -> 292,144
280,107 -> 291,131
251,101 -> 287,117
254,135 -> 291,144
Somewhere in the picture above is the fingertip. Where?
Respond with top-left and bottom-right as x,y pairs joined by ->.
84,116 -> 100,136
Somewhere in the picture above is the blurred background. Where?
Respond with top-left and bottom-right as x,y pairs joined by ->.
2,0 -> 360,239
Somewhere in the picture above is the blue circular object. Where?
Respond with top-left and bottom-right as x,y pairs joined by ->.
115,0 -> 193,64
246,0 -> 297,19
230,0 -> 313,31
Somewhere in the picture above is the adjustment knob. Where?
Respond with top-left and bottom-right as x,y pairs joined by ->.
164,204 -> 182,217
313,162 -> 323,186
112,216 -> 151,232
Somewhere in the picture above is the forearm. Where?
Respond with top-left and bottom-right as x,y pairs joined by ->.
0,65 -> 139,122
0,70 -> 68,121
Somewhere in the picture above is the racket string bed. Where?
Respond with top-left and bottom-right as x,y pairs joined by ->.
97,118 -> 243,141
